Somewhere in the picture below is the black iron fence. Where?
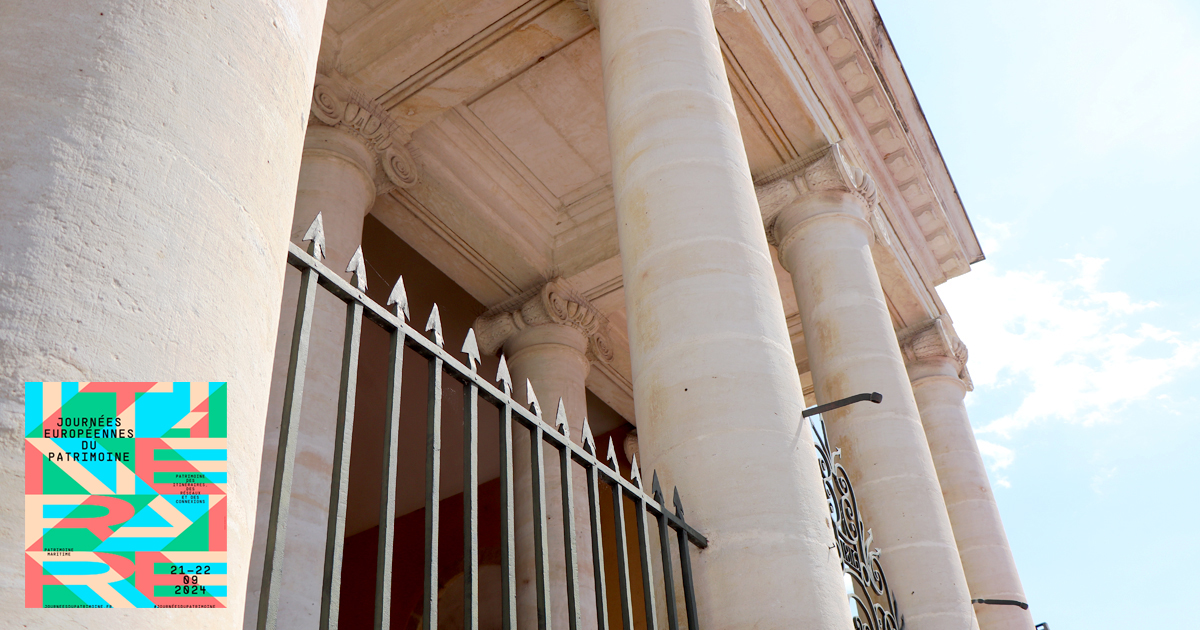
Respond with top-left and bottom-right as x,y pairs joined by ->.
257,214 -> 708,630
804,394 -> 905,630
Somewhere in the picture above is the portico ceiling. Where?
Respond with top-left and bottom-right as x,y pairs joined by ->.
317,0 -> 982,421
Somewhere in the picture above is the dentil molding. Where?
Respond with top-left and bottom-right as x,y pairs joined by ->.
310,72 -> 419,193
474,278 -> 615,365
797,0 -> 973,280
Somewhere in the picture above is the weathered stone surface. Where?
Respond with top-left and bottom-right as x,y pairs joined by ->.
767,146 -> 980,630
0,0 -> 326,626
245,122 -> 379,629
903,319 -> 1035,630
593,0 -> 853,627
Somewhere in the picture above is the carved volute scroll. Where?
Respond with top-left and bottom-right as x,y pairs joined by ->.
473,278 -> 615,365
310,72 -> 419,192
900,317 -> 972,389
755,142 -> 879,237
575,0 -> 744,19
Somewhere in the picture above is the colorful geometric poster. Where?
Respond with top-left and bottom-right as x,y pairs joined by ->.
25,382 -> 227,609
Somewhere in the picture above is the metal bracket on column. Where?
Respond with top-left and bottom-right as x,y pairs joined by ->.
801,392 -> 883,418
972,598 -> 1030,610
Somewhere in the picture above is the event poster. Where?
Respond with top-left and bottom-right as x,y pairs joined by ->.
24,382 -> 228,609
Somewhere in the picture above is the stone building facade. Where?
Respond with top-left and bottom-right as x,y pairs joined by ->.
1,0 -> 1033,629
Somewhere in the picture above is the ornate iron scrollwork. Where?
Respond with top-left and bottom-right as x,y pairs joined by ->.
810,414 -> 904,630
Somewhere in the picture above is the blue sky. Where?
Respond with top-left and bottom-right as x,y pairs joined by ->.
874,0 -> 1200,627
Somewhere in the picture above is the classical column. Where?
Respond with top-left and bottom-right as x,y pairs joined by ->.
903,320 -> 1034,630
475,279 -> 612,630
0,0 -> 325,626
760,143 -> 978,630
245,73 -> 420,627
590,0 -> 852,627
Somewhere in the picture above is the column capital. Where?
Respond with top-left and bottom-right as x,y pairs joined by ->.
474,278 -> 615,365
577,0 -> 744,20
900,317 -> 973,390
309,72 -> 419,192
756,142 -> 878,228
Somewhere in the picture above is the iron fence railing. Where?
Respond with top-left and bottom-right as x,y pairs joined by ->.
257,213 -> 708,630
803,394 -> 905,630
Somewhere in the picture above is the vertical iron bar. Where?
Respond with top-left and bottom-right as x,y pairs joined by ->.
374,323 -> 406,629
656,509 -> 679,630
530,424 -> 553,630
675,526 -> 699,630
586,465 -> 610,630
610,486 -> 635,630
257,264 -> 318,630
559,444 -> 582,630
463,381 -> 480,630
499,402 -> 518,630
634,498 -> 659,630
319,300 -> 363,630
423,357 -> 445,629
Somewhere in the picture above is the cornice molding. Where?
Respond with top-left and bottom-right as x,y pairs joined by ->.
900,317 -> 972,389
713,0 -> 748,14
311,72 -> 419,192
474,278 -> 614,365
794,0 -> 971,281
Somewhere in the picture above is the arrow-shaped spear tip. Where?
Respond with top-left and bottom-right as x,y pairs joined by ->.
581,418 -> 596,454
461,328 -> 480,372
555,399 -> 570,438
673,487 -> 684,517
302,212 -> 327,260
606,437 -> 620,471
651,470 -> 663,500
525,380 -> 540,417
630,455 -> 643,490
386,276 -> 410,321
346,246 -> 367,291
425,304 -> 444,347
496,355 -> 512,395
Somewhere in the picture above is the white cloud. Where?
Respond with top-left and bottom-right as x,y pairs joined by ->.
941,257 -> 1200,437
976,219 -> 1012,255
1065,255 -> 1157,315
975,439 -> 1014,489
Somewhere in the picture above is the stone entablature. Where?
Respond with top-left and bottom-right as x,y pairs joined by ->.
900,317 -> 973,389
474,278 -> 614,365
796,0 -> 974,281
310,72 -> 419,193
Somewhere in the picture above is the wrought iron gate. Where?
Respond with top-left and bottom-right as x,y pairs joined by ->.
257,214 -> 708,630
804,394 -> 905,630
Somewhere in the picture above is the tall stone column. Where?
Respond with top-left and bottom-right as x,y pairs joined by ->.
761,144 -> 978,630
902,320 -> 1033,630
0,0 -> 325,627
590,0 -> 852,627
475,280 -> 612,630
245,73 -> 420,627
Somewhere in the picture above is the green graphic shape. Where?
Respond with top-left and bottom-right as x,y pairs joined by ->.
42,458 -> 88,495
162,512 -> 209,552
